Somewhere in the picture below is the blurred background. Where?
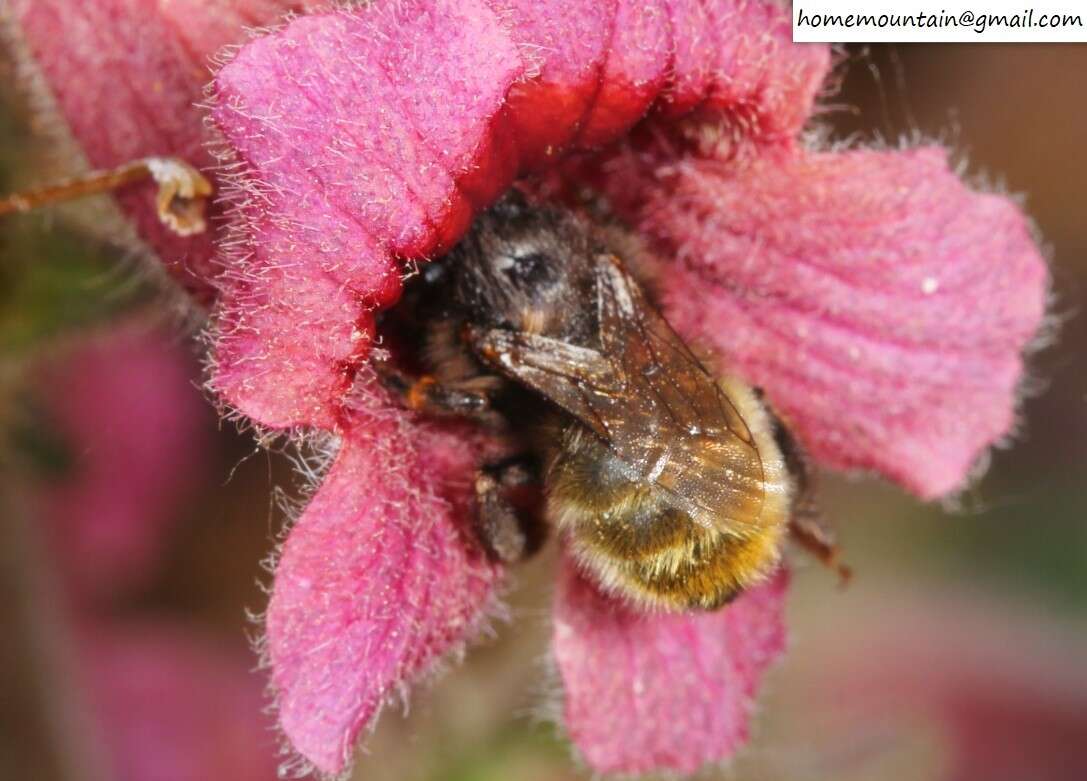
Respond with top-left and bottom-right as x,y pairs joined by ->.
1,44 -> 1084,781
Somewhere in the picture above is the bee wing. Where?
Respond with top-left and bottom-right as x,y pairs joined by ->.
467,327 -> 617,440
594,256 -> 754,441
470,256 -> 770,535
593,257 -> 770,533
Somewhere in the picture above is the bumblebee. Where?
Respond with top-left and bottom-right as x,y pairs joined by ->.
375,192 -> 843,610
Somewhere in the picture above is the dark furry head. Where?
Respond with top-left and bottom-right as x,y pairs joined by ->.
444,192 -> 599,340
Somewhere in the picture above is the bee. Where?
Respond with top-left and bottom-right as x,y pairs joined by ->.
376,191 -> 846,611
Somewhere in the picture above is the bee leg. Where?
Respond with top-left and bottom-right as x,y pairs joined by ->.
768,406 -> 853,585
789,512 -> 853,587
474,456 -> 542,564
0,156 -> 212,236
371,352 -> 490,417
484,454 -> 538,488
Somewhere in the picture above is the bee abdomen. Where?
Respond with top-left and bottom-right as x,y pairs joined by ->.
562,509 -> 782,611
548,430 -> 786,611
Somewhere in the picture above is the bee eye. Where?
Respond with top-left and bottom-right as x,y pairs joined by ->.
498,251 -> 555,288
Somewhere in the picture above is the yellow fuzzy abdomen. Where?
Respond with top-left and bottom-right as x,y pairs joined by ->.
547,426 -> 789,611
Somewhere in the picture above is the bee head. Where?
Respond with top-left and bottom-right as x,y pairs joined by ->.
446,191 -> 598,335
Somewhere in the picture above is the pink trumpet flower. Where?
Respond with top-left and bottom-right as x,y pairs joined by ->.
8,0 -> 1047,776
798,592 -> 1087,781
79,625 -> 283,781
24,324 -> 280,781
31,323 -> 211,604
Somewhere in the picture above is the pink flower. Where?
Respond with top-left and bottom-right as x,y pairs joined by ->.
21,322 -> 282,781
794,590 -> 1087,781
7,0 -> 324,299
30,323 -> 212,604
78,624 -> 285,781
9,0 -> 1048,777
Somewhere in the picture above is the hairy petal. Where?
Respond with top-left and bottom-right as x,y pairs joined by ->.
208,0 -> 828,429
499,0 -> 829,165
591,145 -> 1048,498
655,0 -> 829,140
5,0 -> 320,295
209,0 -> 524,428
553,558 -> 788,775
265,390 -> 502,775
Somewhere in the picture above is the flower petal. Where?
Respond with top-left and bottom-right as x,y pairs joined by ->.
6,0 -> 319,295
265,390 -> 502,775
209,0 -> 524,428
655,0 -> 829,140
552,557 -> 788,775
501,0 -> 829,165
589,145 -> 1048,498
209,0 -> 828,429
